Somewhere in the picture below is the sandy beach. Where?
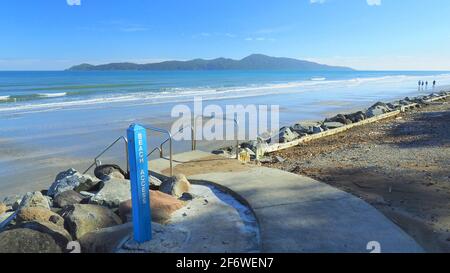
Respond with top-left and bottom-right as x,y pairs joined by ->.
264,95 -> 450,252
2,71 -> 450,199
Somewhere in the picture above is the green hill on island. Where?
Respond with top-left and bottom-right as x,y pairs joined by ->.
67,54 -> 354,71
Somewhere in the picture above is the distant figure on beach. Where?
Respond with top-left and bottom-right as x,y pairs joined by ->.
418,81 -> 422,89
422,81 -> 425,88
426,81 -> 428,89
433,80 -> 436,88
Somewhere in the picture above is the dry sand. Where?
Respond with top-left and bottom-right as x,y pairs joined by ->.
264,97 -> 450,252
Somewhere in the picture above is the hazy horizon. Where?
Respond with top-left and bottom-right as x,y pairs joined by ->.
1,53 -> 450,72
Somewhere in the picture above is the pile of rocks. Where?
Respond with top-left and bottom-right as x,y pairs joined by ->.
278,91 -> 448,143
0,165 -> 193,253
211,90 -> 450,163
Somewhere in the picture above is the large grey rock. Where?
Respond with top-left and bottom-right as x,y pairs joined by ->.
0,228 -> 63,253
279,127 -> 300,143
292,123 -> 311,134
345,111 -> 366,123
325,114 -> 352,125
60,204 -> 122,239
53,190 -> 85,208
79,222 -> 133,253
312,126 -> 324,134
90,178 -> 131,208
19,191 -> 50,210
94,164 -> 127,181
366,106 -> 389,118
48,168 -> 100,197
160,174 -> 191,198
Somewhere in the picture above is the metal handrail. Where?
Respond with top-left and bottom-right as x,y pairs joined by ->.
147,125 -> 195,157
83,136 -> 129,175
195,115 -> 240,159
147,147 -> 162,158
144,126 -> 173,176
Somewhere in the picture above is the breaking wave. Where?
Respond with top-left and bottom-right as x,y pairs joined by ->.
1,72 -> 450,114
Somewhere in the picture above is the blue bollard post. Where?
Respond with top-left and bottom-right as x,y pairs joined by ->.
127,124 -> 152,242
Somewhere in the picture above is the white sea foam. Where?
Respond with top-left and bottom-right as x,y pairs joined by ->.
38,92 -> 67,98
0,95 -> 10,101
311,77 -> 326,81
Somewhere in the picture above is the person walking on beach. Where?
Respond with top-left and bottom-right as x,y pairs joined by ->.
433,80 -> 436,88
422,81 -> 425,88
426,81 -> 429,89
418,81 -> 422,89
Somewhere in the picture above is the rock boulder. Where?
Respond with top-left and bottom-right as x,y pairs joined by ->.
345,111 -> 366,123
19,191 -> 51,210
160,174 -> 191,198
119,190 -> 184,224
366,106 -> 389,118
17,207 -> 65,227
60,204 -> 122,239
94,164 -> 127,180
325,114 -> 352,125
0,228 -> 63,253
53,190 -> 85,208
48,168 -> 100,197
90,178 -> 131,208
17,220 -> 72,248
79,222 -> 133,253
279,127 -> 300,143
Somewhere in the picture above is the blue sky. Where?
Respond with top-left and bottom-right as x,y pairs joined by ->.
1,0 -> 449,70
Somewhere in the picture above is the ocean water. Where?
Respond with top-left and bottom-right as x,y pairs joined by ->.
1,70 -> 450,196
1,70 -> 449,113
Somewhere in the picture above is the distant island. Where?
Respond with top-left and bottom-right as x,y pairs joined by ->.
67,54 -> 354,71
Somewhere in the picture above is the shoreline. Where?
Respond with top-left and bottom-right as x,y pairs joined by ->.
2,85 -> 450,199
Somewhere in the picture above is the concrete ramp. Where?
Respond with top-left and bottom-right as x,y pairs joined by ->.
150,151 -> 423,253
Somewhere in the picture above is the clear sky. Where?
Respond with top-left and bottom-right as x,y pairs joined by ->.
1,0 -> 449,70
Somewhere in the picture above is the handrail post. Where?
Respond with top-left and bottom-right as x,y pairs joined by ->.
191,127 -> 195,151
124,137 -> 129,174
234,118 -> 239,160
169,137 -> 173,176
